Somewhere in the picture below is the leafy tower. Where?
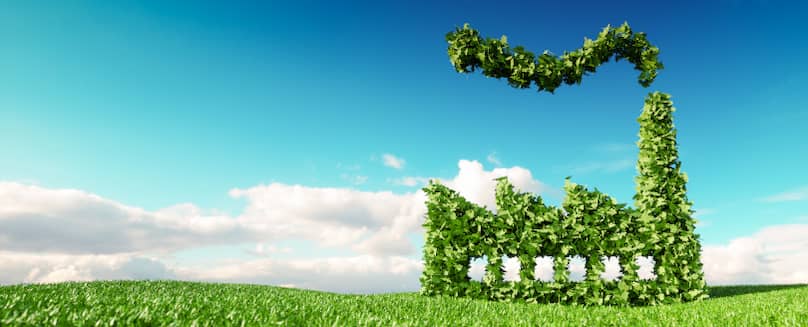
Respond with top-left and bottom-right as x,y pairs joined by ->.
634,92 -> 709,302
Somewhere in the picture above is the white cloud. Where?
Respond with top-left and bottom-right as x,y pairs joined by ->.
0,182 -> 246,254
228,160 -> 556,255
0,250 -> 422,294
175,255 -> 424,295
390,177 -> 429,187
229,183 -> 426,251
486,152 -> 502,166
702,224 -> 808,285
352,227 -> 415,257
2,181 -> 420,258
36,265 -> 94,284
433,160 -> 562,210
0,159 -> 555,291
382,154 -> 406,169
0,181 -> 427,257
0,251 -> 175,285
250,243 -> 293,257
4,161 -> 805,294
760,186 -> 808,203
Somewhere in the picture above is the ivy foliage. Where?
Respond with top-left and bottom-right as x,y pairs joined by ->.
445,22 -> 663,93
421,175 -> 646,305
420,22 -> 707,306
420,92 -> 708,306
634,92 -> 709,303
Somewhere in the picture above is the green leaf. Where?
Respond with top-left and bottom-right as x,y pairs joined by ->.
426,23 -> 707,306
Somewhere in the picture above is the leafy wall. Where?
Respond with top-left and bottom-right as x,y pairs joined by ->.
419,23 -> 708,306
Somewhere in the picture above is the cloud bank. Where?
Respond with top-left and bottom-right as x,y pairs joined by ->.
1,161 -> 805,293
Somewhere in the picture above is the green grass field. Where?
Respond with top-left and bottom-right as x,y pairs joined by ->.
1,281 -> 806,326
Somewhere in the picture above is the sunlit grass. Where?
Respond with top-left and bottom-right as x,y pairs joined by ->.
1,280 -> 806,326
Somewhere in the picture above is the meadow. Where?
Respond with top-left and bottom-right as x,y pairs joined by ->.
1,281 -> 806,326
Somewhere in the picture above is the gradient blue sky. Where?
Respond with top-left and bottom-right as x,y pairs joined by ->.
1,0 -> 807,290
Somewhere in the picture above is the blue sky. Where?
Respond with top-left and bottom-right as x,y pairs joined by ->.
1,0 -> 807,291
